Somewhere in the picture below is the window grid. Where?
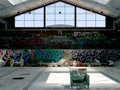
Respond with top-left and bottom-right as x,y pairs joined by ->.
46,2 -> 75,27
15,8 -> 44,27
15,2 -> 105,28
77,8 -> 105,27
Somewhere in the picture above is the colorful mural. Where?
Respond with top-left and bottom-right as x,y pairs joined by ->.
0,49 -> 119,67
0,49 -> 65,66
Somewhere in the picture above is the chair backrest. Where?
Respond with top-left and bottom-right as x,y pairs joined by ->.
78,68 -> 87,74
70,68 -> 87,76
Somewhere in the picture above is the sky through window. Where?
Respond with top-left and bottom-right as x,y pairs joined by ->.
15,2 -> 105,28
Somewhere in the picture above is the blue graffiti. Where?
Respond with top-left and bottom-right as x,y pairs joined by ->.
22,50 -> 32,63
12,50 -> 21,62
34,50 -> 65,62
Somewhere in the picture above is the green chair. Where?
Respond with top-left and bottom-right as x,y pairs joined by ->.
70,68 -> 89,88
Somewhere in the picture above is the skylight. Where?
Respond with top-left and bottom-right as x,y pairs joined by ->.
8,0 -> 28,5
93,0 -> 111,5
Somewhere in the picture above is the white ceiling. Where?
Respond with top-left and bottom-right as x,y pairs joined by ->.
0,0 -> 120,19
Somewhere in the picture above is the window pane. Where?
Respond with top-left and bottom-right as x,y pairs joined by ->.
34,21 -> 43,27
25,21 -> 34,27
65,14 -> 74,20
77,21 -> 86,27
96,21 -> 105,27
48,4 -> 55,7
56,14 -> 65,21
96,14 -> 105,20
15,21 -> 24,27
77,8 -> 86,13
46,7 -> 55,14
87,21 -> 95,27
45,2 -> 75,27
35,14 -> 43,20
46,14 -> 55,20
15,14 -> 24,20
86,11 -> 93,14
55,21 -> 64,25
65,7 -> 74,14
25,14 -> 34,20
76,7 -> 105,27
87,14 -> 95,20
77,14 -> 86,20
65,3 -> 72,7
55,7 -> 65,14
46,21 -> 55,26
65,21 -> 74,26
34,8 -> 43,14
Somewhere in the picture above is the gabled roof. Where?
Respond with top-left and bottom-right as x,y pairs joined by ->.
0,0 -> 120,19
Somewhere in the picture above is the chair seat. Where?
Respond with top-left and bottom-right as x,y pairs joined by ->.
70,68 -> 89,88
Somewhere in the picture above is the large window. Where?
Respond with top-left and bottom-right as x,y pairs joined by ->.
77,8 -> 105,27
15,1 -> 106,28
46,2 -> 74,27
15,8 -> 44,27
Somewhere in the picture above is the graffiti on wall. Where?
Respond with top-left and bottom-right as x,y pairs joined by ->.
0,50 -> 3,56
33,50 -> 65,63
71,50 -> 120,63
0,31 -> 119,49
0,50 -> 6,58
14,37 -> 45,48
1,36 -> 107,49
0,49 -> 65,64
0,49 -> 119,67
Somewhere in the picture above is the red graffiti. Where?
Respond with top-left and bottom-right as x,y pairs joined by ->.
31,37 -> 44,46
15,37 -> 44,47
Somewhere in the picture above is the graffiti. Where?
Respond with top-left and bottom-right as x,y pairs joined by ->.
33,50 -> 65,63
0,50 -> 7,59
0,31 -> 120,49
0,49 -> 65,65
22,50 -> 32,63
12,50 -> 22,62
0,50 -> 3,56
71,50 -> 120,63
14,37 -> 44,48
71,50 -> 78,59
0,49 -> 119,67
108,50 -> 119,60
0,35 -> 119,49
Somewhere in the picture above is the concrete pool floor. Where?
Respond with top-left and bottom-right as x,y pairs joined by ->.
0,67 -> 120,90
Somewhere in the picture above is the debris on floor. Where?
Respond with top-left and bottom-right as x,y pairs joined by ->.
13,76 -> 24,80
